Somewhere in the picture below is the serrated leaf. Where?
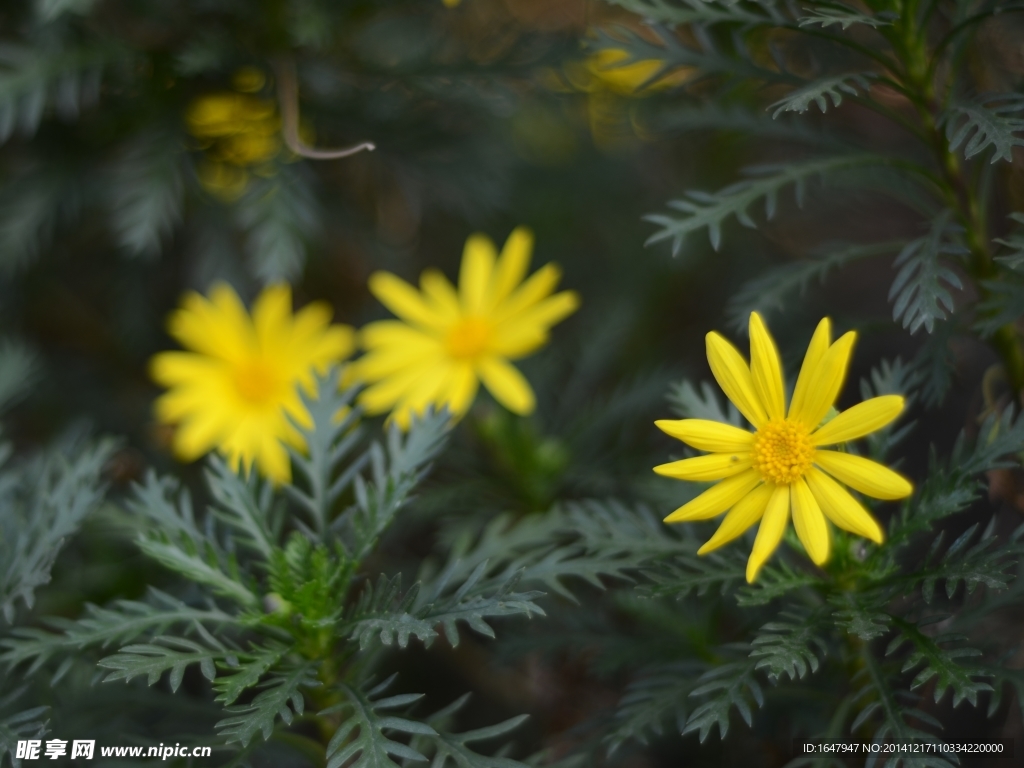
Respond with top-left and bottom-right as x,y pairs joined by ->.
943,94 -> 1024,164
216,664 -> 319,746
769,74 -> 872,118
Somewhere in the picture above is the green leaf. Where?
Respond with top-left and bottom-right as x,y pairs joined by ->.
975,276 -> 1024,337
640,549 -> 748,601
137,535 -> 260,610
769,74 -> 872,118
235,169 -> 319,283
830,593 -> 891,641
683,656 -> 763,742
852,652 -> 954,768
205,456 -> 277,560
213,647 -> 285,706
0,437 -> 116,622
888,210 -> 966,334
917,521 -> 1023,603
646,155 -> 873,254
0,44 -> 112,143
735,559 -> 824,606
108,130 -> 184,259
285,370 -> 364,540
99,636 -> 225,691
667,380 -> 742,424
797,5 -> 893,30
417,694 -> 530,768
727,241 -> 902,331
943,93 -> 1024,164
749,610 -> 828,682
887,624 -> 992,708
1,589 -> 236,677
216,663 -> 319,746
605,662 -> 703,756
323,680 -> 434,768
603,0 -> 781,26
0,689 -> 48,766
34,0 -> 97,21
994,212 -> 1024,271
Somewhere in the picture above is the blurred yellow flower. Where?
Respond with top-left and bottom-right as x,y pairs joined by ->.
563,47 -> 696,150
349,227 -> 579,429
150,283 -> 355,483
442,0 -> 461,6
655,313 -> 913,582
186,75 -> 281,200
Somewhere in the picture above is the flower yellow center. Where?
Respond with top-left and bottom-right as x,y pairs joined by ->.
750,418 -> 815,485
446,316 -> 492,360
233,360 -> 281,405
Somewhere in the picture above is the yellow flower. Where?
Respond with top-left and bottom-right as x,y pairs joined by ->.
655,313 -> 913,582
584,48 -> 695,96
186,84 -> 281,200
150,283 -> 355,484
349,227 -> 579,429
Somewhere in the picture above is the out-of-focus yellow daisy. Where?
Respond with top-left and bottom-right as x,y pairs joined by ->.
186,69 -> 281,200
562,48 -> 696,149
655,313 -> 913,582
349,227 -> 579,429
150,283 -> 355,483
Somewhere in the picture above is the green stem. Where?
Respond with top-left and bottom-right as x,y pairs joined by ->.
895,0 -> 1024,398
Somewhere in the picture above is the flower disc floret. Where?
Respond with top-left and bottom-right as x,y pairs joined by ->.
654,312 -> 914,583
751,419 -> 814,485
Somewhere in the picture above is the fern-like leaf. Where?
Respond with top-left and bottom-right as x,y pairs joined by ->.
769,74 -> 872,118
99,635 -> 223,691
797,5 -> 893,29
323,679 -> 433,768
235,169 -> 319,283
216,663 -> 320,746
416,693 -> 530,768
604,0 -> 780,26
605,662 -> 703,756
646,155 -> 871,254
943,94 -> 1024,164
887,624 -> 993,707
749,610 -> 828,682
683,656 -> 763,742
888,211 -> 966,334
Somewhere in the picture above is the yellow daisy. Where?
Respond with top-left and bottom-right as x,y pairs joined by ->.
655,313 -> 913,582
150,283 -> 355,484
349,227 -> 579,429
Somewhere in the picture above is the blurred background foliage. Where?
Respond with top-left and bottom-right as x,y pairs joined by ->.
2,0 -> 1024,765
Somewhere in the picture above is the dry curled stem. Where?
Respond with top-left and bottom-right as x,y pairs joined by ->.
275,58 -> 375,160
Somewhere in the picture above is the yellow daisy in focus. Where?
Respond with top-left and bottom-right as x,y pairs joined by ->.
655,313 -> 913,583
150,283 -> 355,484
349,227 -> 579,429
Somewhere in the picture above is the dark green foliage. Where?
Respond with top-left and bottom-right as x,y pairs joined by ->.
942,94 -> 1024,164
683,656 -> 763,742
605,662 -> 703,756
645,156 -> 872,254
888,212 -> 966,334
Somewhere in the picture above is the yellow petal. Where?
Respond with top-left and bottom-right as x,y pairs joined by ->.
655,419 -> 754,452
359,320 -> 441,351
791,478 -> 830,565
489,324 -> 549,359
459,234 -> 497,314
697,482 -> 772,554
654,452 -> 751,481
492,263 -> 562,324
746,484 -> 790,582
441,363 -> 480,419
789,330 -> 856,428
490,227 -> 533,307
252,284 -> 292,353
706,332 -> 768,428
349,343 -> 439,382
814,450 -> 913,500
420,269 -> 461,321
357,362 -> 434,414
663,469 -> 762,523
748,312 -> 785,421
810,395 -> 905,447
498,291 -> 579,334
787,318 -> 831,422
167,283 -> 253,363
368,272 -> 447,331
805,467 -> 884,543
477,357 -> 535,415
388,363 -> 452,430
